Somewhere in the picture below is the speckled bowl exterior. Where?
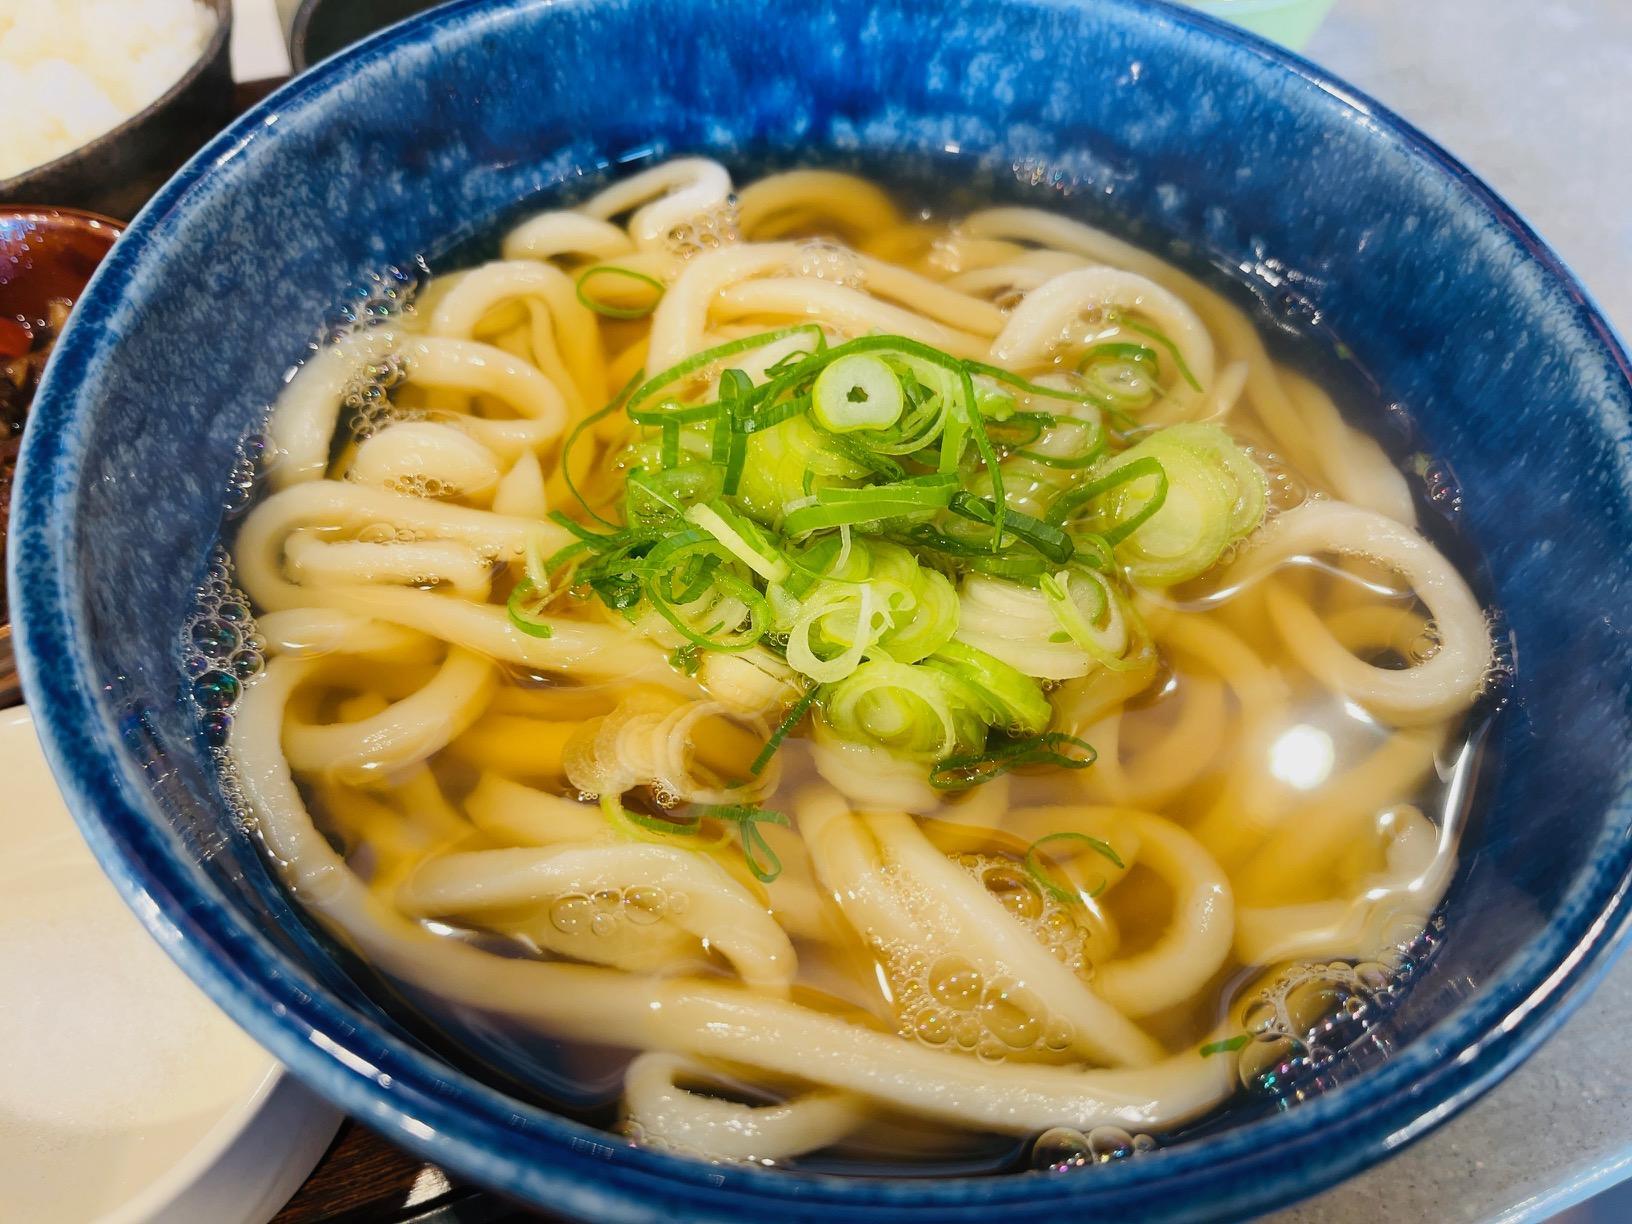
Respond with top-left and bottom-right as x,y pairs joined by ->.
11,1 -> 1632,1220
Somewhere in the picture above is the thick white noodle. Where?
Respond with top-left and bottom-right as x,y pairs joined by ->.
347,421 -> 502,499
230,659 -> 1238,1139
991,267 -> 1216,395
579,157 -> 735,249
266,328 -> 568,492
1219,500 -> 1492,723
399,843 -> 797,992
283,647 -> 494,780
622,1053 -> 869,1162
501,212 -> 634,263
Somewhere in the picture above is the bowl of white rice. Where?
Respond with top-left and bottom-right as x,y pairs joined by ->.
0,0 -> 233,220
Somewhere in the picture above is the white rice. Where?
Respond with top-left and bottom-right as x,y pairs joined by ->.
0,0 -> 217,181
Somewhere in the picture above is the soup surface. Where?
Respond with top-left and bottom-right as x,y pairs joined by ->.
200,160 -> 1499,1173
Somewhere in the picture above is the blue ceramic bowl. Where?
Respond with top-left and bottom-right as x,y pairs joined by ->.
12,0 -> 1632,1219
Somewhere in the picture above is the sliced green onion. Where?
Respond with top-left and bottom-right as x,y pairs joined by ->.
600,792 -> 709,843
949,493 -> 1074,564
928,731 -> 1097,789
764,348 -> 815,379
1039,566 -> 1146,670
984,410 -> 1055,449
781,475 -> 957,535
785,582 -> 883,683
505,579 -> 555,638
1090,439 -> 1236,585
628,325 -> 823,422
625,463 -> 723,524
922,642 -> 1052,737
964,359 -> 1109,412
812,353 -> 906,433
824,658 -> 976,760
957,363 -> 1006,547
560,370 -> 640,527
1200,1034 -> 1252,1057
1022,829 -> 1124,903
750,688 -> 819,775
866,541 -> 959,664
707,804 -> 791,883
640,531 -> 770,652
1047,455 -> 1170,546
1154,422 -> 1268,540
522,527 -> 552,590
737,393 -> 812,436
1120,319 -> 1202,392
824,433 -> 907,480
1076,341 -> 1162,412
686,500 -> 791,583
575,265 -> 665,320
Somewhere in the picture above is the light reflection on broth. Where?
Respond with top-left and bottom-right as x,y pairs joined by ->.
192,160 -> 1500,1175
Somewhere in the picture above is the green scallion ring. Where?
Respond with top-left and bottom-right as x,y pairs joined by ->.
575,265 -> 666,320
812,353 -> 906,433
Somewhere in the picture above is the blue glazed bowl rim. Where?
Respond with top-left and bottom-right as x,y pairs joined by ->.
13,0 -> 1632,1217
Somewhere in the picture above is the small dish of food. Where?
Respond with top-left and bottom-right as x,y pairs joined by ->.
0,704 -> 340,1224
286,0 -> 446,72
1,206 -> 123,707
0,0 -> 233,220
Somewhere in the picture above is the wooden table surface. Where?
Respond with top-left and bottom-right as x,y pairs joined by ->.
271,1121 -> 527,1223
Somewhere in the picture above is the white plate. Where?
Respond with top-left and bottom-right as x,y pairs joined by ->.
0,705 -> 340,1224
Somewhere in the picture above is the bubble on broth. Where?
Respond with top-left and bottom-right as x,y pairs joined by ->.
223,432 -> 274,517
321,263 -> 422,343
1237,914 -> 1448,1099
872,853 -> 1090,1061
1031,1124 -> 1158,1171
796,238 -> 866,288
180,547 -> 263,749
1246,446 -> 1309,517
666,201 -> 741,258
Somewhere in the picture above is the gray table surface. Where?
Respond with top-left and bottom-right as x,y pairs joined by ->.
1266,2 -> 1632,1221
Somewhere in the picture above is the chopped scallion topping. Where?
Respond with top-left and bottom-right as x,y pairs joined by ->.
505,579 -> 555,638
1022,829 -> 1124,903
575,265 -> 666,320
543,325 -> 1261,790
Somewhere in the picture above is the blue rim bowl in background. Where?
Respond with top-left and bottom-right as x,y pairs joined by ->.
11,1 -> 1632,1220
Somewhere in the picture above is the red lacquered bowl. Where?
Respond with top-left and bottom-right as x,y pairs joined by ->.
1,207 -> 124,707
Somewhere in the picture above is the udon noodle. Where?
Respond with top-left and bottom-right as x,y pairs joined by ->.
213,159 -> 1496,1169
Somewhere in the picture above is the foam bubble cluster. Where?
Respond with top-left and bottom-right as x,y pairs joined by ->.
1031,1124 -> 1158,1171
321,263 -> 421,343
180,548 -> 263,748
954,853 -> 1090,976
666,201 -> 741,258
380,474 -> 450,499
548,885 -> 689,937
873,853 -> 1087,1062
1245,446 -> 1308,518
1029,915 -> 1446,1172
222,432 -> 273,516
343,355 -> 416,444
1237,914 -> 1447,1098
796,238 -> 865,289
